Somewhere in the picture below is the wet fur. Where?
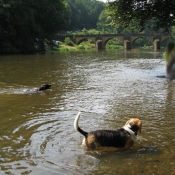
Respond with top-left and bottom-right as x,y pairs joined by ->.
37,84 -> 51,91
23,84 -> 51,93
74,112 -> 141,150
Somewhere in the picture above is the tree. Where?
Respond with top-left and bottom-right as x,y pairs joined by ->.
0,0 -> 67,54
65,0 -> 105,30
106,0 -> 175,32
97,10 -> 110,33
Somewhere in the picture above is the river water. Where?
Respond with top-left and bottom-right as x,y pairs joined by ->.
0,50 -> 175,175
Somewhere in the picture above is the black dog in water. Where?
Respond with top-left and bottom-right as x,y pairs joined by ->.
23,84 -> 51,93
37,84 -> 51,91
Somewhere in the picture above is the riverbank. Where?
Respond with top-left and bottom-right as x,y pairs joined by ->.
47,42 -> 155,53
47,40 -> 124,52
58,41 -> 96,52
46,37 -> 156,53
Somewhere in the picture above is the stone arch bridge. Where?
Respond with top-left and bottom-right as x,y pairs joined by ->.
52,34 -> 175,50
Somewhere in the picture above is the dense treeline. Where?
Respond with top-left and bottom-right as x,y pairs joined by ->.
0,0 -> 67,54
65,0 -> 104,31
1,0 -> 175,54
107,0 -> 175,33
0,0 -> 104,54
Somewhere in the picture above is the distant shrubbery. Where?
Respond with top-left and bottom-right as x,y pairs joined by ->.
77,45 -> 85,50
64,37 -> 74,46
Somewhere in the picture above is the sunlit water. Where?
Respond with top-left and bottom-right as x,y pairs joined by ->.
0,50 -> 175,175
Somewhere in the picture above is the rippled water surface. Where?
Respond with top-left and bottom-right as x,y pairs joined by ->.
0,50 -> 175,175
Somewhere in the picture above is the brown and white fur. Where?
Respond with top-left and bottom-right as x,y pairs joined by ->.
74,112 -> 142,150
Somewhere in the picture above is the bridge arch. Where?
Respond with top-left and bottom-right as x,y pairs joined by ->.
131,36 -> 153,44
103,36 -> 124,49
160,36 -> 175,43
160,36 -> 175,47
76,37 -> 96,45
131,37 -> 153,48
104,36 -> 123,44
104,37 -> 123,49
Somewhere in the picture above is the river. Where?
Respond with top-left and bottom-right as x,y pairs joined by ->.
0,50 -> 175,175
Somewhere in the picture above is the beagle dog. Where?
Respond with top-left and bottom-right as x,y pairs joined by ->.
74,112 -> 142,150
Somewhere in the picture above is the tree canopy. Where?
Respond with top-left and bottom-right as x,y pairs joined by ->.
107,0 -> 175,32
0,0 -> 67,53
0,0 -> 105,54
65,0 -> 104,30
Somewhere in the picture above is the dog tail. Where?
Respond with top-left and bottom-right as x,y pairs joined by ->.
74,112 -> 88,138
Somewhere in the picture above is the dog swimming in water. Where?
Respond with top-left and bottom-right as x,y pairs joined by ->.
23,84 -> 51,93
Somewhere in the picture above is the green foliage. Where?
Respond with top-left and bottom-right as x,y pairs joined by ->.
88,29 -> 100,35
77,44 -> 85,50
107,39 -> 122,46
142,45 -> 151,49
64,0 -> 105,30
0,0 -> 67,54
76,39 -> 95,50
64,37 -> 74,46
82,28 -> 88,34
82,39 -> 95,47
106,38 -> 123,50
172,26 -> 175,33
97,10 -> 114,33
107,0 -> 175,32
133,38 -> 152,48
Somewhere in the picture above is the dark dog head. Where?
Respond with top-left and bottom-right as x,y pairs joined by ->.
38,84 -> 51,91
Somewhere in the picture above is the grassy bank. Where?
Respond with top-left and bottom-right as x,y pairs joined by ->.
58,40 -> 96,52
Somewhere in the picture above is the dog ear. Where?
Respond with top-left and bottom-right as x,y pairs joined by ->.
133,119 -> 142,133
124,119 -> 133,126
138,121 -> 142,133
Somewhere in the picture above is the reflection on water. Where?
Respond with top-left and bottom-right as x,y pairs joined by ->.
0,50 -> 175,175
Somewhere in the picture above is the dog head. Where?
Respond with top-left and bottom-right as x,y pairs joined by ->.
38,84 -> 51,91
124,118 -> 142,135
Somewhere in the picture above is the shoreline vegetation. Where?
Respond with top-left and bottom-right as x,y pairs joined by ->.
1,0 -> 174,55
46,36 -> 155,53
